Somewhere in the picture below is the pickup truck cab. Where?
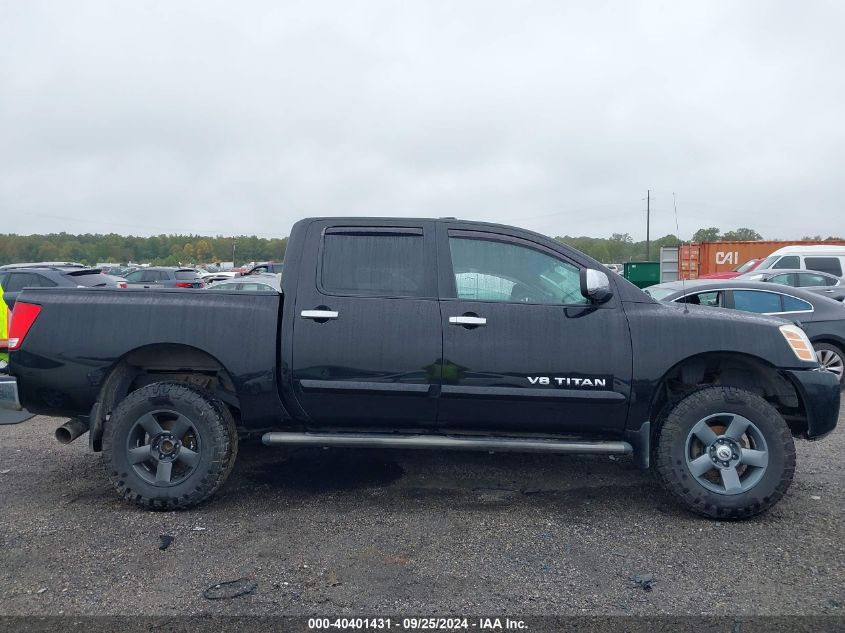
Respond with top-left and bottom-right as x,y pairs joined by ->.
0,217 -> 840,518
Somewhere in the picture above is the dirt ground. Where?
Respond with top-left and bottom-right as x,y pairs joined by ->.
0,408 -> 843,618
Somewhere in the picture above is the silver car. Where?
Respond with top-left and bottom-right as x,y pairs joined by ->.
736,268 -> 844,302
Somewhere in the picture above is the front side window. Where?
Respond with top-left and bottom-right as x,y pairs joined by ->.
772,255 -> 800,269
125,270 -> 144,282
448,236 -> 588,305
804,257 -> 843,277
677,291 -> 722,307
768,273 -> 794,286
732,290 -> 783,313
321,229 -> 429,297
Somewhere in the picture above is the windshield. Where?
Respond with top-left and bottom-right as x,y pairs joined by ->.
755,255 -> 779,271
644,286 -> 678,300
64,271 -> 116,287
734,259 -> 759,273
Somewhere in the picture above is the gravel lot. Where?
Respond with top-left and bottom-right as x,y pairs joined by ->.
0,407 -> 843,618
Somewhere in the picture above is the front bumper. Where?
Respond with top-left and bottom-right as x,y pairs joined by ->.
784,369 -> 841,439
0,375 -> 22,411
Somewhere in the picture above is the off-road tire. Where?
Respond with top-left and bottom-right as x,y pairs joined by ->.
101,382 -> 238,510
655,386 -> 795,520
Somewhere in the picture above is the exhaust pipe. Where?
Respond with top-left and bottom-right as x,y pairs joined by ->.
55,418 -> 90,445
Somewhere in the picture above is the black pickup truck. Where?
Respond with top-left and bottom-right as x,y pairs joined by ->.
0,218 -> 840,518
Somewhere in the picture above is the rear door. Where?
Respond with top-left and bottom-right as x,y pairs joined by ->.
435,224 -> 633,435
291,221 -> 442,427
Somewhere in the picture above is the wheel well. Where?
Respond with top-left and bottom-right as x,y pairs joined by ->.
810,337 -> 845,354
649,352 -> 807,437
90,344 -> 240,451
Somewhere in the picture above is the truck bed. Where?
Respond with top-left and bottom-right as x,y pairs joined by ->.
11,287 -> 286,426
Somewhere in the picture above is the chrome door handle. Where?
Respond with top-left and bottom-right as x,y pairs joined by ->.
449,316 -> 487,326
301,310 -> 339,320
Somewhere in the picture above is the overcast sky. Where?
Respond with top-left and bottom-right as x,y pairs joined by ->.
1,1 -> 843,241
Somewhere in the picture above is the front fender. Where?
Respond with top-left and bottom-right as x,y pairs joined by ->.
783,369 -> 840,439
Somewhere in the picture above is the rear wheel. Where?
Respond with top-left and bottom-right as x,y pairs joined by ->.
102,382 -> 237,509
655,386 -> 795,519
813,342 -> 845,389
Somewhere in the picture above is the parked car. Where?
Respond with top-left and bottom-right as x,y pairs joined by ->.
754,245 -> 845,277
736,269 -> 845,302
0,266 -> 123,310
0,262 -> 87,271
207,275 -> 281,292
201,271 -> 238,285
242,261 -> 284,276
1,217 -> 839,519
122,267 -> 205,289
103,275 -> 129,289
99,265 -> 135,278
646,280 -> 845,386
698,257 -> 763,280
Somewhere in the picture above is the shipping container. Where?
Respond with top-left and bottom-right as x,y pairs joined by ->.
623,261 -> 660,288
679,240 -> 845,280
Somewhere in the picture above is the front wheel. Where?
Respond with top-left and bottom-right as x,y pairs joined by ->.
813,342 -> 845,389
655,386 -> 795,519
101,382 -> 238,510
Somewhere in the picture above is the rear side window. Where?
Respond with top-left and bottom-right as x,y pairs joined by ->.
782,295 -> 813,312
5,273 -> 43,292
798,272 -> 836,287
732,290 -> 783,313
772,256 -> 800,269
175,271 -> 201,280
321,229 -> 429,297
804,257 -> 843,277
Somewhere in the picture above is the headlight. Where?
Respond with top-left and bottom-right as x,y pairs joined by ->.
779,324 -> 816,362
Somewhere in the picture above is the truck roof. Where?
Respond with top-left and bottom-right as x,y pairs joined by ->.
769,244 -> 845,255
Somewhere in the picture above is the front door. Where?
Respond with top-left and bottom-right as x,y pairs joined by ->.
291,222 -> 442,427
436,226 -> 633,435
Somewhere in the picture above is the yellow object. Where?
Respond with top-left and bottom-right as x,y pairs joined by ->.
780,324 -> 816,362
0,282 -> 8,364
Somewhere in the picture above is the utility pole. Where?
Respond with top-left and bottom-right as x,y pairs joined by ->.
646,189 -> 651,260
232,238 -> 236,265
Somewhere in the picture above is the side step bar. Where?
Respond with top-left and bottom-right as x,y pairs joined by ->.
261,431 -> 633,455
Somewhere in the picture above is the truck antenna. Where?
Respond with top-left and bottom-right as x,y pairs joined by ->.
673,192 -> 689,314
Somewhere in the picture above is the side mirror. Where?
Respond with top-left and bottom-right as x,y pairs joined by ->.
580,268 -> 613,303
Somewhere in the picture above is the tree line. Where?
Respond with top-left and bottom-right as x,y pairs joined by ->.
0,233 -> 288,267
555,226 -> 842,264
1,226 -> 841,268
